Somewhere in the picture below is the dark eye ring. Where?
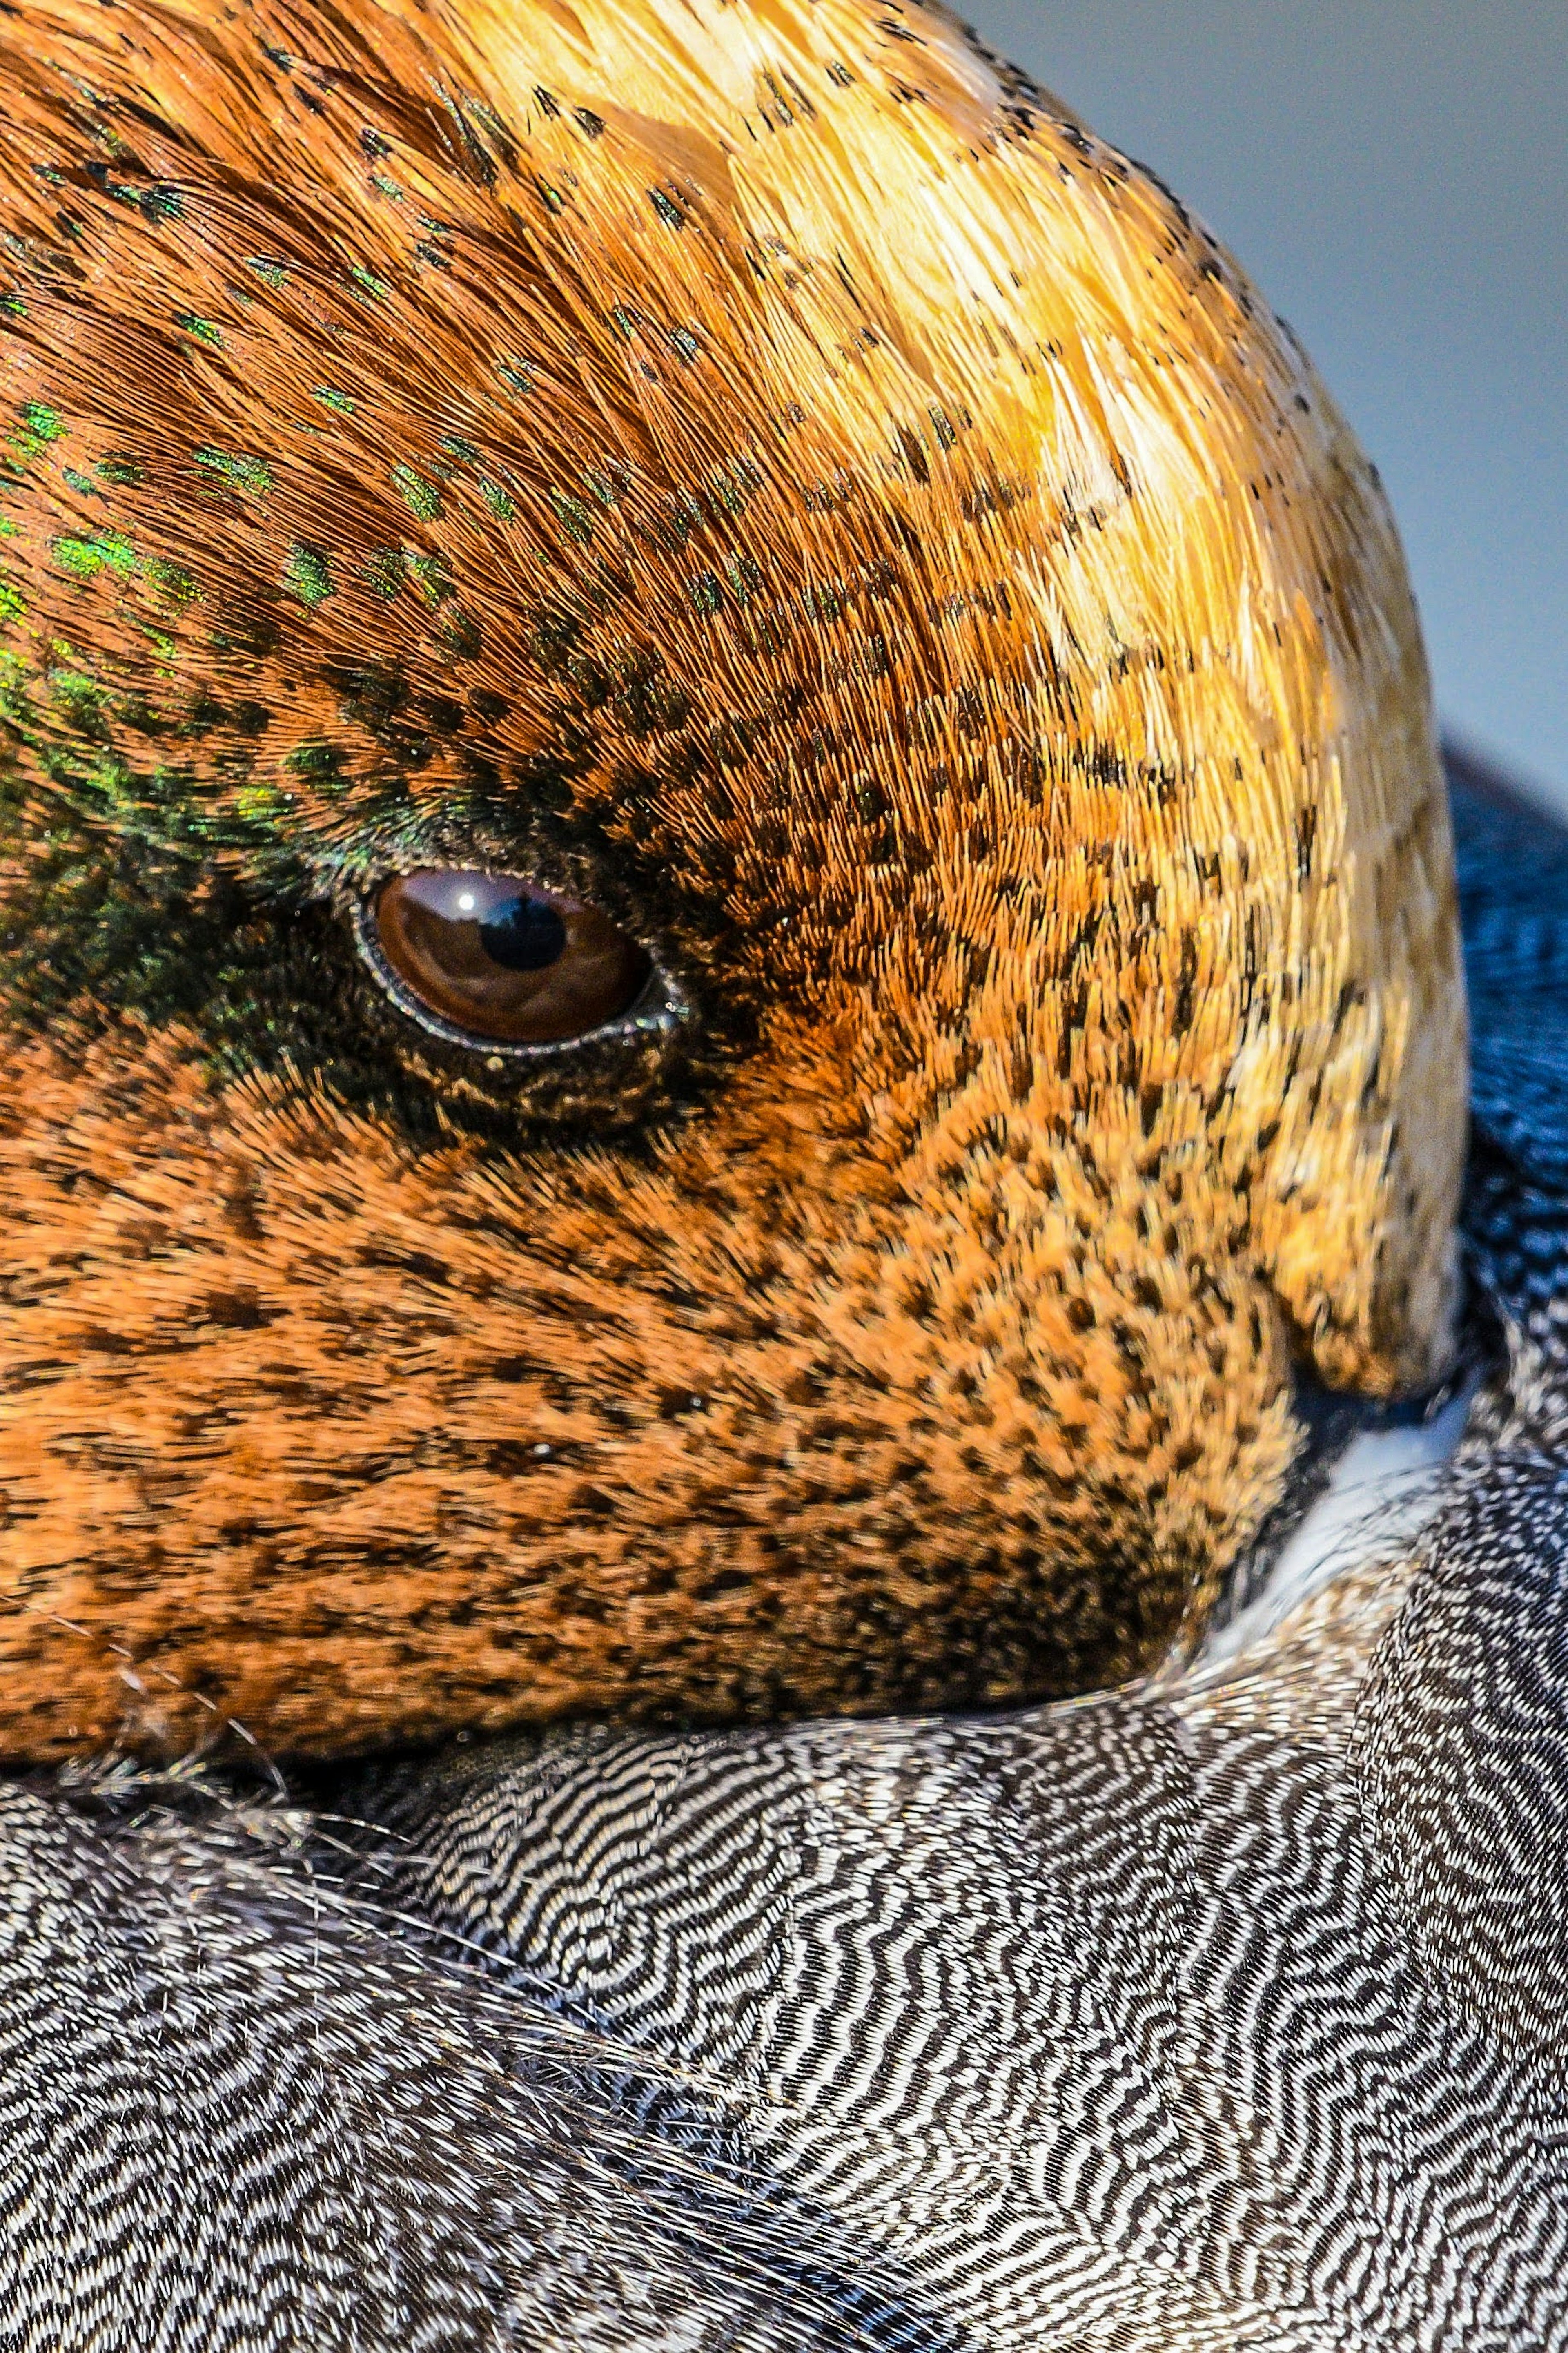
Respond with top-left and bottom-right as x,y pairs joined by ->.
354,868 -> 668,1055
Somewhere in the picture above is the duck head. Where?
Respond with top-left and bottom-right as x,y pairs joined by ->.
0,0 -> 1465,1758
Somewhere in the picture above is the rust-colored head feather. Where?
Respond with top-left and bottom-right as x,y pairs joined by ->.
0,0 -> 1465,1758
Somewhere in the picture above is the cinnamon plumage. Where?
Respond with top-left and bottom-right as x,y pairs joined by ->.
0,0 -> 1464,1758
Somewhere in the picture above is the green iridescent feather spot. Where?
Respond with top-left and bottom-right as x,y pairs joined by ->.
284,544 -> 334,606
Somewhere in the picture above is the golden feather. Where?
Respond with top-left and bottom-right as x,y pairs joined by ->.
0,0 -> 1464,1757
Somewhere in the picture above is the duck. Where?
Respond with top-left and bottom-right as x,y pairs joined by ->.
4,4 -> 1567,2351
0,0 -> 1469,1763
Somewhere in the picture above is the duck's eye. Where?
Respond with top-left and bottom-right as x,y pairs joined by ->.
372,869 -> 651,1046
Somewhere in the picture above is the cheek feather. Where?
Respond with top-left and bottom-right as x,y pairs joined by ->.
0,0 -> 1465,1758
0,1021 -> 1300,1753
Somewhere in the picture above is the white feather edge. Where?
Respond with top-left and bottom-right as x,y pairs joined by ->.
1193,1375 -> 1479,1670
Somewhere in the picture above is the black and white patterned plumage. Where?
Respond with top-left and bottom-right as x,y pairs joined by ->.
2,754 -> 1566,2351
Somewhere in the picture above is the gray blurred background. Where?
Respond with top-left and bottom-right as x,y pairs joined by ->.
963,0 -> 1566,812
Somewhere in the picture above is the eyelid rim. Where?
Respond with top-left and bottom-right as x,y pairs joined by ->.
350,873 -> 689,1062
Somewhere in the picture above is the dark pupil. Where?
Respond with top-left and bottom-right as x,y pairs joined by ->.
478,894 -> 568,972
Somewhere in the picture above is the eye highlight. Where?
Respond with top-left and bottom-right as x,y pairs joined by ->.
370,870 -> 651,1047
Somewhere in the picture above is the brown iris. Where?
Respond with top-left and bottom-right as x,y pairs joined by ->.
374,870 -> 650,1046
